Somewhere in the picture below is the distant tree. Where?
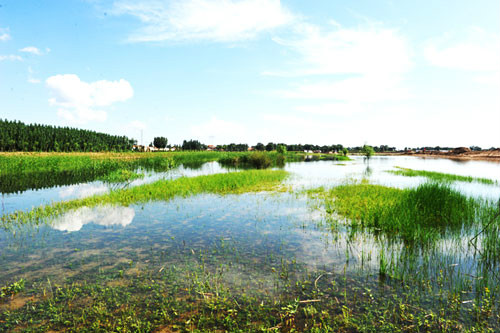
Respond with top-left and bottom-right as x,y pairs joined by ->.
153,137 -> 168,149
182,139 -> 206,150
265,142 -> 276,151
0,119 -> 134,152
255,142 -> 265,151
342,148 -> 348,156
277,144 -> 287,154
362,145 -> 375,160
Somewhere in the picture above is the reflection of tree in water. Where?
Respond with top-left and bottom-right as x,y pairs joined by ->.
0,159 -> 175,194
363,165 -> 373,178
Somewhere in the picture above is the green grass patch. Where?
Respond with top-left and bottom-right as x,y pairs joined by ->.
310,182 -> 492,242
1,170 -> 289,227
388,166 -> 497,185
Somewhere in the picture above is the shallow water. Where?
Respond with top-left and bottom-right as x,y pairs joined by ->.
1,156 -> 500,330
0,161 -> 229,215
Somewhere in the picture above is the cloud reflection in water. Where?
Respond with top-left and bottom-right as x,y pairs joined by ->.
51,205 -> 135,232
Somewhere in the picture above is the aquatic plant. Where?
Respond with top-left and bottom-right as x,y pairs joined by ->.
0,279 -> 25,300
310,182 -> 492,242
388,166 -> 497,185
219,151 -> 275,168
1,170 -> 289,227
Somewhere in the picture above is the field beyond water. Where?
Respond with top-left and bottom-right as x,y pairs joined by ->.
1,152 -> 500,332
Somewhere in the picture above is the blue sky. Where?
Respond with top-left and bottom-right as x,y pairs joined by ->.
1,0 -> 499,148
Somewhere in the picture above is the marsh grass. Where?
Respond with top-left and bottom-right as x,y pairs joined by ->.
310,182 -> 491,242
388,166 -> 497,185
0,151 -> 292,193
218,151 -> 291,169
1,170 -> 289,227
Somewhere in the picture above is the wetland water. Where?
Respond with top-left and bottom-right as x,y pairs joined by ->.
1,156 -> 500,331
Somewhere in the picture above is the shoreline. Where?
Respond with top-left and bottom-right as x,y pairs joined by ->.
374,150 -> 500,163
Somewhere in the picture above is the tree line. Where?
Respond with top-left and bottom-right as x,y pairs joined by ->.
0,119 -> 135,152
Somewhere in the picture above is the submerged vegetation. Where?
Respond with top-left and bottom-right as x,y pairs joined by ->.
388,166 -> 497,185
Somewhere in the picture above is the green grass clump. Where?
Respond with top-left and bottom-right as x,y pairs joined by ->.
314,182 -> 480,242
388,167 -> 497,185
219,151 -> 277,168
1,170 -> 289,227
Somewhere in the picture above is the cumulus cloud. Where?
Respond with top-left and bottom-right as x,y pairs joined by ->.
424,28 -> 500,72
113,0 -> 294,42
46,74 -> 134,124
51,206 -> 135,232
19,46 -> 43,55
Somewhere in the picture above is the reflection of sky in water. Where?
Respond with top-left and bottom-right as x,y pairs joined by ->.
59,183 -> 109,199
1,190 -> 492,285
2,157 -> 500,216
51,205 -> 135,232
0,161 -> 229,215
284,156 -> 500,200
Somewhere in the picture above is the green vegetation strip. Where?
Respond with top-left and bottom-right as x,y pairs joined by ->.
388,166 -> 497,185
309,182 -> 497,242
1,170 -> 289,227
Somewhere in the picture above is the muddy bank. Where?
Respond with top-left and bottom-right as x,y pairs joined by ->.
403,149 -> 500,162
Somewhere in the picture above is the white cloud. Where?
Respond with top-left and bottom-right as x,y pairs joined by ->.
424,28 -> 500,72
46,74 -> 134,124
19,46 -> 48,55
113,0 -> 294,42
0,28 -> 10,41
271,22 -> 412,76
190,116 -> 248,144
19,46 -> 42,55
0,54 -> 22,61
270,22 -> 412,107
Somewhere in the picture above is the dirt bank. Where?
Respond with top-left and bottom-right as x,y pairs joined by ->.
403,149 -> 500,162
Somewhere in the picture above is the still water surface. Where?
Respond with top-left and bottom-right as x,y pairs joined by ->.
1,156 -> 499,314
